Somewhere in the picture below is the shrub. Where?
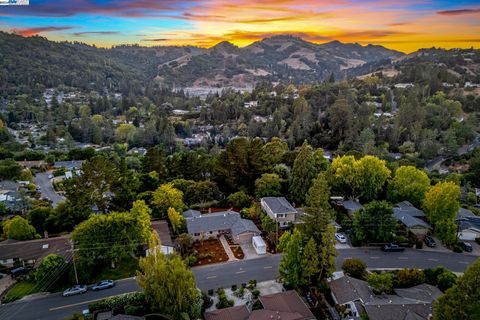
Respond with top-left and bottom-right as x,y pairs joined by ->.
216,288 -> 234,309
201,292 -> 213,311
124,305 -> 144,316
89,292 -> 146,312
453,245 -> 463,253
236,286 -> 245,298
184,255 -> 197,267
394,269 -> 425,288
367,273 -> 394,294
342,258 -> 367,279
437,271 -> 457,292
251,289 -> 260,299
248,279 -> 257,289
475,237 -> 480,245
228,191 -> 252,208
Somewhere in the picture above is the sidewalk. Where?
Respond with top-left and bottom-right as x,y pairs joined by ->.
219,235 -> 238,261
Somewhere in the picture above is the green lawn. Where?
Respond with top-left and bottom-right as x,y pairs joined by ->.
91,257 -> 139,283
2,281 -> 38,303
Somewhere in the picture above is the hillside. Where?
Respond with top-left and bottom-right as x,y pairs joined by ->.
0,32 -> 404,94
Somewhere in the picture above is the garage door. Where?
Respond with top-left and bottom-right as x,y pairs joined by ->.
237,233 -> 254,244
458,231 -> 478,241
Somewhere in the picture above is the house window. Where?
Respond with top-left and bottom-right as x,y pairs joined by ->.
194,233 -> 200,237
209,231 -> 213,234
277,214 -> 284,218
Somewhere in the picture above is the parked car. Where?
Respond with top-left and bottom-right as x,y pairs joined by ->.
48,174 -> 54,179
335,233 -> 347,244
10,267 -> 28,278
459,241 -> 473,252
382,243 -> 405,252
424,235 -> 436,247
91,280 -> 114,291
63,285 -> 87,297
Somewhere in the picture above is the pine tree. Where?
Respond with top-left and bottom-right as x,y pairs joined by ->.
301,237 -> 319,285
289,141 -> 317,204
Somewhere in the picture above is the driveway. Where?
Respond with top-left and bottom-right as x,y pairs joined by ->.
34,172 -> 65,208
240,242 -> 262,260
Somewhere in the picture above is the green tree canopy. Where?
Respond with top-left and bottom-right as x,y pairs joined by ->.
423,181 -> 460,245
351,201 -> 396,245
3,216 -> 38,240
368,273 -> 394,294
388,166 -> 431,207
289,141 -> 317,204
35,254 -> 67,289
255,173 -> 282,198
433,258 -> 480,320
152,183 -> 184,218
137,233 -> 201,319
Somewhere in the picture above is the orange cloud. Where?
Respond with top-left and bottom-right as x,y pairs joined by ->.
13,26 -> 73,37
437,8 -> 480,16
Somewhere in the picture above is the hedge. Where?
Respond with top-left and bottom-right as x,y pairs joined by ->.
89,292 -> 145,312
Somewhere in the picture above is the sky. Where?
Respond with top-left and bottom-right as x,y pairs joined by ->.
0,0 -> 479,52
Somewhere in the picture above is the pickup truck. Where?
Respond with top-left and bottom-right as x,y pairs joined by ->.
382,243 -> 405,252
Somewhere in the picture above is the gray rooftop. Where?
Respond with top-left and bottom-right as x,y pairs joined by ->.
455,208 -> 480,232
394,201 -> 425,218
261,197 -> 297,214
393,210 -> 431,229
183,209 -> 201,219
343,200 -> 363,213
0,180 -> 20,192
184,210 -> 260,237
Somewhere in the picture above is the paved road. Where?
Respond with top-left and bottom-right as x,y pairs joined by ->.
34,172 -> 65,208
1,249 -> 477,320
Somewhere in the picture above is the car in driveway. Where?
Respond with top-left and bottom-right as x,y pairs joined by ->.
335,233 -> 347,243
63,285 -> 87,297
382,243 -> 405,252
91,280 -> 115,291
459,241 -> 473,252
424,235 -> 436,247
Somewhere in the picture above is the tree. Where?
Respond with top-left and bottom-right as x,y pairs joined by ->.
433,258 -> 480,320
306,172 -> 331,209
227,191 -> 251,208
255,173 -> 282,198
167,207 -> 184,234
342,258 -> 367,279
152,184 -> 184,218
137,233 -> 201,319
35,254 -> 67,289
3,216 -> 38,240
351,201 -> 396,244
143,147 -> 167,180
367,273 -> 394,294
28,206 -> 53,234
262,137 -> 288,171
329,155 -> 390,201
185,180 -> 221,205
318,224 -> 337,280
388,166 -> 431,207
72,200 -> 152,278
64,156 -> 119,213
423,182 -> 460,245
394,269 -> 425,288
278,229 -> 303,287
289,141 -> 317,204
300,237 -> 319,285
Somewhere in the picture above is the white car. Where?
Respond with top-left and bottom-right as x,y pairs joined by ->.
335,233 -> 347,244
63,285 -> 87,297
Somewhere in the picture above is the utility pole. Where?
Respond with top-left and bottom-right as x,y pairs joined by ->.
71,241 -> 79,285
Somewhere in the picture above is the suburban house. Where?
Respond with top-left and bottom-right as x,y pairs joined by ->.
393,201 -> 431,235
260,197 -> 298,228
204,291 -> 315,320
456,208 -> 480,241
0,236 -> 71,268
329,275 -> 442,320
53,160 -> 84,170
333,198 -> 363,219
150,220 -> 175,254
183,210 -> 260,244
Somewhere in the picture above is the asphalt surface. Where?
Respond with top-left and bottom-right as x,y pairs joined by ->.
0,248 -> 477,320
34,172 -> 65,208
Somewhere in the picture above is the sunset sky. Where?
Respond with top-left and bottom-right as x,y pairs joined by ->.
0,0 -> 479,52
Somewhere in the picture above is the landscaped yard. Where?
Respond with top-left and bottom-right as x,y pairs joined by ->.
230,245 -> 245,259
193,239 -> 229,266
91,256 -> 139,283
2,280 -> 38,303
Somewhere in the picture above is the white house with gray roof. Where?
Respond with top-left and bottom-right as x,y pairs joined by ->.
393,201 -> 431,235
183,210 -> 260,244
260,197 -> 297,228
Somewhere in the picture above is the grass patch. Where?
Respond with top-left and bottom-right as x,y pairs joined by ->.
2,281 -> 38,303
91,257 -> 139,283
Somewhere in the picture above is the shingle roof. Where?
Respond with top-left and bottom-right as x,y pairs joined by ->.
329,275 -> 373,304
394,201 -> 425,218
342,200 -> 363,213
150,220 -> 174,246
261,197 -> 297,214
0,236 -> 71,265
393,210 -> 432,229
456,207 -> 476,220
183,209 -> 201,219
204,305 -> 250,320
258,291 -> 315,320
184,211 -> 260,236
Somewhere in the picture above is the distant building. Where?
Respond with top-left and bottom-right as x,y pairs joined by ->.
244,101 -> 258,108
394,83 -> 414,89
393,201 -> 431,235
456,208 -> 480,241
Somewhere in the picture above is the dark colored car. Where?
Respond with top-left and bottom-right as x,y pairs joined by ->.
424,235 -> 436,247
10,267 -> 28,278
382,243 -> 405,252
459,241 -> 473,252
91,280 -> 115,291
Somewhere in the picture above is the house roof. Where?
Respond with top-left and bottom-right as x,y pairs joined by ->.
393,211 -> 432,229
184,211 -> 260,236
394,201 -> 425,218
204,305 -> 250,320
329,276 -> 442,320
0,180 -> 20,192
53,160 -> 84,169
342,200 -> 363,213
456,207 -> 476,220
0,236 -> 71,265
261,197 -> 297,214
150,220 -> 174,246
183,209 -> 201,219
204,291 -> 314,320
329,275 -> 373,304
